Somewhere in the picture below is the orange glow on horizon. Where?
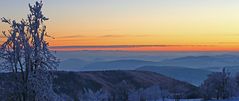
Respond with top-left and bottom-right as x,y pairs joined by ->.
50,45 -> 239,52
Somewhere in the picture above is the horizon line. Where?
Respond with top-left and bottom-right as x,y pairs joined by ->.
49,44 -> 239,52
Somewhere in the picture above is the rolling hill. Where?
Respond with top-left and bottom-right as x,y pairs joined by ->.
59,58 -> 91,71
60,54 -> 239,71
81,60 -> 159,71
53,70 -> 199,99
0,71 -> 199,100
159,55 -> 239,69
136,66 -> 211,85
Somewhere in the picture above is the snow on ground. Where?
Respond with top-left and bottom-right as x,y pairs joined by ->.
154,99 -> 201,101
154,98 -> 239,101
209,97 -> 239,101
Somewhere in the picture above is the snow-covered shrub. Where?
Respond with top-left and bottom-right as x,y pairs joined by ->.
78,88 -> 110,101
201,68 -> 238,100
129,85 -> 170,101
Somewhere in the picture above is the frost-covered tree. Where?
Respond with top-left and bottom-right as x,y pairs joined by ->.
129,85 -> 170,101
78,89 -> 110,101
200,68 -> 238,100
142,85 -> 170,101
0,1 -> 59,101
128,88 -> 145,101
234,73 -> 239,96
113,80 -> 133,101
235,72 -> 239,86
170,84 -> 189,101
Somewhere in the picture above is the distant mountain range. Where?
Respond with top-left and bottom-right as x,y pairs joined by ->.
59,58 -> 91,71
59,54 -> 239,85
61,54 -> 239,71
81,60 -> 158,71
158,55 -> 239,69
136,66 -> 211,86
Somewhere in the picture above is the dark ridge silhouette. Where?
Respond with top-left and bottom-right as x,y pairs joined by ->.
52,70 -> 199,99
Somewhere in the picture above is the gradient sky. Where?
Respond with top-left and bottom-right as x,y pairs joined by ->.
1,0 -> 239,51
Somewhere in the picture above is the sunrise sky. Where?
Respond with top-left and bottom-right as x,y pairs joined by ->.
1,0 -> 239,51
